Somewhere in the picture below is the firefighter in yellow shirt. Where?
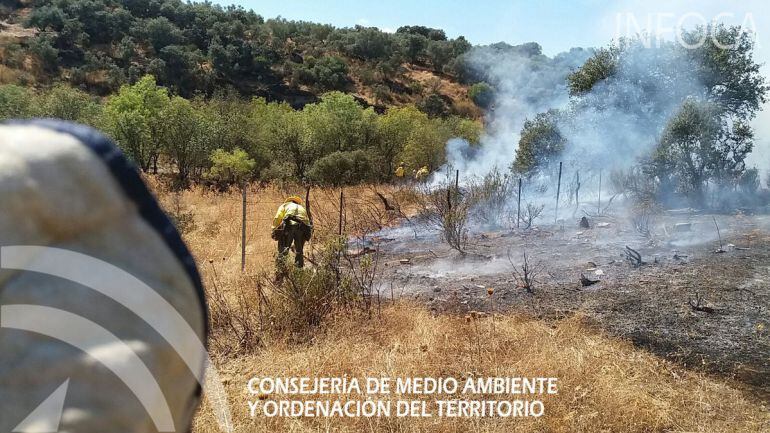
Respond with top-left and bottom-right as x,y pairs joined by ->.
271,195 -> 312,268
394,162 -> 405,179
414,165 -> 429,181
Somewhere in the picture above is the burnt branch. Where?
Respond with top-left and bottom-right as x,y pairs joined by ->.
624,245 -> 643,267
689,292 -> 715,314
508,248 -> 543,294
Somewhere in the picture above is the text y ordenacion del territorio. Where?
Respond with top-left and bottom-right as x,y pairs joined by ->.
246,376 -> 558,418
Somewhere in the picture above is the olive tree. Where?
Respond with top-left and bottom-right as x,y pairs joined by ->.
104,75 -> 169,171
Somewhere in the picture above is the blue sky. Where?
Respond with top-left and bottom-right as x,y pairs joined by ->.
226,0 -> 767,57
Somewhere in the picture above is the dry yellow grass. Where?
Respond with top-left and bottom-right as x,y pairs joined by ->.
148,181 -> 768,432
192,303 -> 768,432
151,181 -> 405,276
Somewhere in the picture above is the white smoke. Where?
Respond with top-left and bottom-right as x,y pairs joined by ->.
556,39 -> 707,171
443,29 -> 767,193
436,43 -> 592,183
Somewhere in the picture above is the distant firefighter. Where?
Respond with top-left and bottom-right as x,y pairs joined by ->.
414,165 -> 429,181
394,162 -> 405,178
271,195 -> 312,268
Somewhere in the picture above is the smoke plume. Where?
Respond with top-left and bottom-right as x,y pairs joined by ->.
440,43 -> 592,182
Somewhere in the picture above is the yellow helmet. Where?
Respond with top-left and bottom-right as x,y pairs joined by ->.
285,195 -> 303,205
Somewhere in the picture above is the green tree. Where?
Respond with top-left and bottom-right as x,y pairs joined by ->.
376,105 -> 426,176
396,26 -> 446,41
441,116 -> 482,145
738,167 -> 759,195
312,56 -> 349,91
400,117 -> 446,171
468,82 -> 494,109
28,34 -> 59,73
159,44 -> 208,96
208,147 -> 256,185
307,150 -> 374,186
36,84 -> 103,125
142,17 -> 184,52
401,33 -> 427,63
104,75 -> 169,171
372,84 -> 391,105
426,40 -> 453,72
159,96 -> 210,184
566,47 -> 618,96
344,26 -> 394,60
27,5 -> 67,31
652,99 -> 753,202
303,92 -> 377,154
417,93 -> 449,118
200,94 -> 269,175
262,104 -> 315,181
513,110 -> 565,174
683,24 -> 768,118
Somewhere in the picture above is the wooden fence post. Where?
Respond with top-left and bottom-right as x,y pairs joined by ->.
573,170 -> 580,217
517,177 -> 522,228
336,187 -> 344,288
241,181 -> 246,272
455,169 -> 459,192
338,187 -> 344,237
554,161 -> 562,223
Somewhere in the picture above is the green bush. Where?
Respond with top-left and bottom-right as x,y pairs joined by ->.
0,85 -> 34,119
313,56 -> 349,91
468,82 -> 494,108
28,34 -> 59,73
308,150 -> 375,186
513,110 -> 565,175
208,147 -> 256,185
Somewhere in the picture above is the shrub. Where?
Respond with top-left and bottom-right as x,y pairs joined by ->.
28,34 -> 59,73
467,168 -> 517,229
308,150 -> 375,186
0,84 -> 34,119
208,148 -> 256,185
313,55 -> 350,91
518,202 -> 544,229
418,180 -> 472,255
468,81 -> 494,108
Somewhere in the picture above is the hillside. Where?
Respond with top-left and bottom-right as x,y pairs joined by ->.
0,0 -> 481,116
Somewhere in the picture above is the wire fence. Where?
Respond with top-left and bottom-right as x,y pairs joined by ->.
173,184 -> 402,271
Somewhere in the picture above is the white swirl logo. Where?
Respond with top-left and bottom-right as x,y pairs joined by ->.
1,246 -> 232,432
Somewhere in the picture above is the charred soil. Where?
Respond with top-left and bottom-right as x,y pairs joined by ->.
372,211 -> 770,401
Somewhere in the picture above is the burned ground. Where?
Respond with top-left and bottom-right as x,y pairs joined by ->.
368,211 -> 770,401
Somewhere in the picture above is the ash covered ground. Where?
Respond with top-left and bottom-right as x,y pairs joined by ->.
361,210 -> 770,400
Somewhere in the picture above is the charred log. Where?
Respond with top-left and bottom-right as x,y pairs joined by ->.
580,273 -> 600,287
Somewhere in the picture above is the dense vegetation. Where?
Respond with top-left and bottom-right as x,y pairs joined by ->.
0,0 -> 479,114
0,0 -> 492,186
0,77 -> 480,185
1,1 -> 767,204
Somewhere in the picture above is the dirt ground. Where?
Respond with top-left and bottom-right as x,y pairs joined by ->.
368,210 -> 770,401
